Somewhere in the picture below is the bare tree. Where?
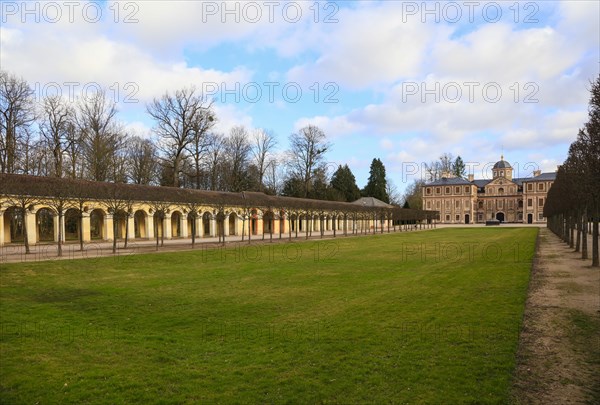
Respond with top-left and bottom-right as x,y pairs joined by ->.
205,132 -> 225,191
286,125 -> 331,198
102,184 -> 132,253
425,153 -> 455,181
264,157 -> 283,195
0,71 -> 36,174
41,182 -> 73,257
147,87 -> 215,187
402,179 -> 425,209
251,128 -> 277,192
224,126 -> 252,192
386,176 -> 402,206
39,95 -> 76,177
128,136 -> 158,185
185,111 -> 215,189
64,120 -> 84,179
77,90 -> 125,182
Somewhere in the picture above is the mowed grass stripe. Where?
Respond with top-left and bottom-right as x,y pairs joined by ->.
0,227 -> 537,404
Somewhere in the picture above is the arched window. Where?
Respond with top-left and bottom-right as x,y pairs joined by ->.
171,211 -> 182,237
4,207 -> 24,242
134,210 -> 147,238
90,209 -> 105,239
36,208 -> 55,242
65,208 -> 80,240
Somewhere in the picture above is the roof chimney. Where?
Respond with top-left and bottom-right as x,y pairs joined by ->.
468,174 -> 474,182
533,170 -> 541,177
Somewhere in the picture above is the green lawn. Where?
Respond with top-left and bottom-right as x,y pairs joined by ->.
0,228 -> 538,404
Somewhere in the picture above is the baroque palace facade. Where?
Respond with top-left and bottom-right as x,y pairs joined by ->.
0,174 -> 437,247
422,157 -> 556,224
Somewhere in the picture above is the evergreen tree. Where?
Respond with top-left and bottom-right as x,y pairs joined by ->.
329,164 -> 361,202
453,156 -> 466,178
362,158 -> 389,203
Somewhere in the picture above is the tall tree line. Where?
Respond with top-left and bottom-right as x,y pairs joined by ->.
544,75 -> 600,267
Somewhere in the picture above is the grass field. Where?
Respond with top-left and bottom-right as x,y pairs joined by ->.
0,228 -> 538,404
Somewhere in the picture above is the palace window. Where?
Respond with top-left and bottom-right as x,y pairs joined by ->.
527,198 -> 533,207
445,215 -> 450,221
527,183 -> 533,191
498,187 -> 504,195
436,201 -> 440,209
456,215 -> 460,221
445,187 -> 450,194
445,200 -> 450,209
498,200 -> 503,209
538,183 -> 545,191
538,213 -> 544,220
464,186 -> 469,193
426,201 -> 431,209
455,186 -> 460,194
435,187 -> 441,195
426,188 -> 432,195
455,200 -> 460,208
539,198 -> 544,207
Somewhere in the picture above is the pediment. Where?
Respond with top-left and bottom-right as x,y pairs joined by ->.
487,177 -> 515,186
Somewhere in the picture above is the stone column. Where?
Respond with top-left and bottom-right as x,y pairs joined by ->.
127,215 -> 135,240
53,213 -> 60,242
0,210 -> 4,247
146,214 -> 154,240
210,216 -> 216,237
223,215 -> 229,237
26,210 -> 36,246
105,214 -> 114,241
81,212 -> 91,243
195,216 -> 201,238
181,215 -> 189,238
164,214 -> 172,239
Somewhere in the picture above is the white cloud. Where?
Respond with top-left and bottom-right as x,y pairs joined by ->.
286,2 -> 434,89
293,115 -> 363,139
0,24 -> 252,105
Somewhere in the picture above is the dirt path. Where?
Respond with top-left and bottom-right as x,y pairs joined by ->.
512,228 -> 600,404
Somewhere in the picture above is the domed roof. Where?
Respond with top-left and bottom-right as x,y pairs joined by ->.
493,155 -> 512,169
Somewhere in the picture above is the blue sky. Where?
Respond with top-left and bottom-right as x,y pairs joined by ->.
1,0 -> 598,192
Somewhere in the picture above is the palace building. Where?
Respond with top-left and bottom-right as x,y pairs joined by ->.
422,156 -> 556,224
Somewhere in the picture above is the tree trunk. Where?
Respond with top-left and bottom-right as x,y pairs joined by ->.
22,206 -> 31,254
582,210 -> 588,260
191,217 -> 196,248
79,212 -> 84,251
57,211 -> 63,257
575,211 -> 581,252
241,217 -> 246,241
124,214 -> 129,249
155,217 -> 159,251
593,214 -> 599,267
112,218 -> 117,254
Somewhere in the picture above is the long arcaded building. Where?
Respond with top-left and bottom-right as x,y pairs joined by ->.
0,174 -> 438,248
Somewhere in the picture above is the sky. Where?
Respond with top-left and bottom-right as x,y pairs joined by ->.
1,0 -> 598,193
